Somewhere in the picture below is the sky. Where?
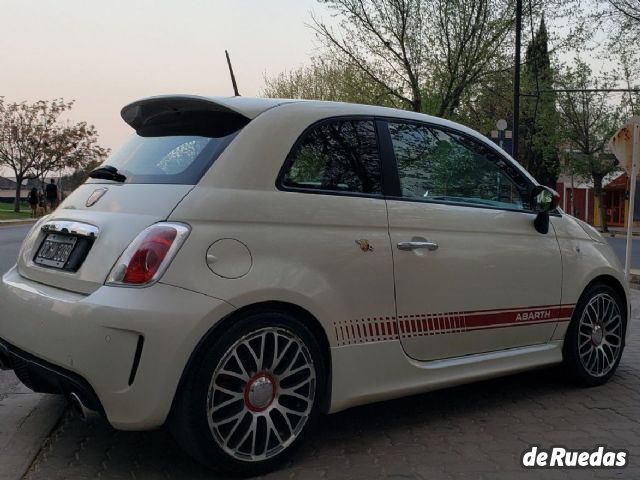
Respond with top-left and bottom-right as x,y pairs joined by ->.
1,0 -> 327,154
1,0 -> 624,176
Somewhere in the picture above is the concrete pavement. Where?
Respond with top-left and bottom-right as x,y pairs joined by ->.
19,290 -> 640,480
0,223 -> 65,480
0,376 -> 65,480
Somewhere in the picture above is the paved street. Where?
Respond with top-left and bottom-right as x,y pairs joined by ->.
0,224 -> 639,479
606,236 -> 640,270
0,224 -> 30,274
20,299 -> 640,480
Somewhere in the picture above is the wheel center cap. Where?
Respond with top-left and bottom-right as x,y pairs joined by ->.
244,373 -> 275,412
591,325 -> 604,346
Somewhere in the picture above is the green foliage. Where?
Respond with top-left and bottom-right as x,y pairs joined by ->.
60,159 -> 103,192
263,56 -> 400,107
0,98 -> 109,212
390,122 -> 524,207
301,0 -> 517,116
520,18 -> 561,187
0,202 -> 31,220
557,60 -> 624,231
558,60 -> 623,158
455,68 -> 513,136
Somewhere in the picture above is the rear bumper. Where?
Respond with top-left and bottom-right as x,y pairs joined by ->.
0,339 -> 103,414
0,266 -> 235,430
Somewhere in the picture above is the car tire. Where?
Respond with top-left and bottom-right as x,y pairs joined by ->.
563,283 -> 627,387
169,309 -> 326,477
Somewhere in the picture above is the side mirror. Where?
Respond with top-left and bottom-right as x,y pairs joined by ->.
530,186 -> 559,234
530,185 -> 559,213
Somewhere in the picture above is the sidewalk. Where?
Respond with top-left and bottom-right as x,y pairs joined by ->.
605,227 -> 640,237
629,269 -> 640,288
0,371 -> 65,480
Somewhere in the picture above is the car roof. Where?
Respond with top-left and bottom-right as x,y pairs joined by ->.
122,94 -> 479,135
120,95 -> 534,183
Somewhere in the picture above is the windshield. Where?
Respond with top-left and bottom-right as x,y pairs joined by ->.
94,132 -> 237,185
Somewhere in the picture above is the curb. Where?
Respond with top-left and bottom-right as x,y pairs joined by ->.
607,232 -> 640,238
0,219 -> 36,227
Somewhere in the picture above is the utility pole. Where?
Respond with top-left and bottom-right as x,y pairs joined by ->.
512,0 -> 522,160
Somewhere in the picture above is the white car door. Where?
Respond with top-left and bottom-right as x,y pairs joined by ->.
382,119 -> 566,361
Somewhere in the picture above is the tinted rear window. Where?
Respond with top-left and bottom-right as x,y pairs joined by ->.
99,133 -> 237,185
94,109 -> 247,185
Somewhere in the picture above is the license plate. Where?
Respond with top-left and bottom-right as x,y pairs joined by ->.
34,234 -> 78,269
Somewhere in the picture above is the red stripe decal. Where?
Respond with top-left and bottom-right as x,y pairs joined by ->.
334,304 -> 576,346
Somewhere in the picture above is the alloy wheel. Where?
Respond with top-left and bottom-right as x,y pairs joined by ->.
578,293 -> 623,377
206,327 -> 316,462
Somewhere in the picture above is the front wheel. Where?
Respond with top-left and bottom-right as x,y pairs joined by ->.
170,311 -> 325,477
563,283 -> 627,386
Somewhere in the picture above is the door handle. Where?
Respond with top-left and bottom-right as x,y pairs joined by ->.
397,241 -> 439,251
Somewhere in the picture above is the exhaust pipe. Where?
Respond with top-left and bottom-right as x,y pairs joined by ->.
68,392 -> 92,421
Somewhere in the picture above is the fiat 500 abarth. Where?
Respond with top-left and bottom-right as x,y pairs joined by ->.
0,96 -> 629,476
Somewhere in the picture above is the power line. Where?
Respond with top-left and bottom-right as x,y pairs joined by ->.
521,88 -> 640,96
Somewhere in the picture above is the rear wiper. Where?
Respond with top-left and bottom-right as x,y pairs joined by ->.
89,165 -> 126,182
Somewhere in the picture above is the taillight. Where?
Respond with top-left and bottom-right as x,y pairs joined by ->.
106,222 -> 190,287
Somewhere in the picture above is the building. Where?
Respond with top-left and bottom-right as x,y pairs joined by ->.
556,172 -> 634,229
0,176 -> 60,203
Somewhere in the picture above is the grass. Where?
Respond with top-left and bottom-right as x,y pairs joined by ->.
0,202 -> 34,221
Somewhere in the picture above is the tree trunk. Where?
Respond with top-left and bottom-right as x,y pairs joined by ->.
411,95 -> 422,113
594,176 -> 608,232
570,174 -> 575,216
13,177 -> 23,213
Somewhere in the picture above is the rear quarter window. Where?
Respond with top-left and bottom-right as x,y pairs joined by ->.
280,118 -> 382,195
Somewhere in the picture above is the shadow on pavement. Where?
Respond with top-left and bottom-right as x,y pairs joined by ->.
23,360 -> 640,479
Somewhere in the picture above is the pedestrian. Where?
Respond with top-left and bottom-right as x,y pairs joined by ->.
45,179 -> 59,212
38,190 -> 46,213
28,187 -> 39,218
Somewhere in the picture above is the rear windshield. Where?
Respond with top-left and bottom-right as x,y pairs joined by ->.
96,132 -> 238,185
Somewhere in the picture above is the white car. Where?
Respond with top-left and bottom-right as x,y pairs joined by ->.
0,96 -> 629,476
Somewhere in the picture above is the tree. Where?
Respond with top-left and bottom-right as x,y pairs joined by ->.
607,0 -> 640,39
455,67 -> 513,135
519,18 -> 560,187
428,0 -> 515,117
60,159 -> 103,192
36,122 -> 108,189
263,56 -> 400,107
557,60 -> 623,232
617,51 -> 640,117
0,99 -> 107,212
609,0 -> 640,19
310,0 -> 516,117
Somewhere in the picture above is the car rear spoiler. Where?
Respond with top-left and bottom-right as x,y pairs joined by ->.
121,95 -> 259,137
121,95 -> 293,136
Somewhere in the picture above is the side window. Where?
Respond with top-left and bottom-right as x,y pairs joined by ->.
388,122 -> 530,210
281,119 -> 382,195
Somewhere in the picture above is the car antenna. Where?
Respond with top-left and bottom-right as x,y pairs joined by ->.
225,50 -> 240,97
